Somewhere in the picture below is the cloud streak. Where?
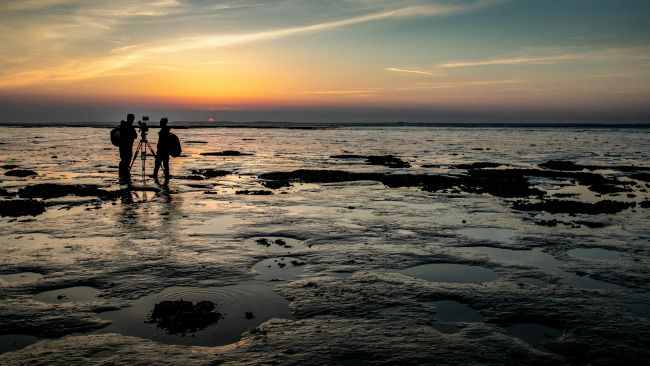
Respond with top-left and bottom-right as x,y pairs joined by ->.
441,47 -> 650,68
385,67 -> 433,75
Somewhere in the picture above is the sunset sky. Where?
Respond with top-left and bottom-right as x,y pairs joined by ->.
1,0 -> 649,122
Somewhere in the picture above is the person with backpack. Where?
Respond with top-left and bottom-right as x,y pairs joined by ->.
153,117 -> 172,182
118,113 -> 137,184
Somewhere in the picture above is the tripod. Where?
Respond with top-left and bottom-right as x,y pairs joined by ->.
129,133 -> 161,183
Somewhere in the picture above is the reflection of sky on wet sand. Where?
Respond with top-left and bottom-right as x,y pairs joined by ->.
1,126 -> 649,356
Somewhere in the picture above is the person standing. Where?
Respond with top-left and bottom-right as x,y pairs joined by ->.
118,113 -> 137,183
153,117 -> 171,182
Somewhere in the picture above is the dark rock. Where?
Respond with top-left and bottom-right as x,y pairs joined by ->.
200,150 -> 253,156
236,190 -> 272,195
262,180 -> 292,189
331,154 -> 411,168
245,311 -> 255,319
630,173 -> 650,182
572,221 -> 606,228
535,219 -> 559,227
513,200 -> 634,215
640,201 -> 650,208
365,155 -> 411,168
255,238 -> 271,247
588,184 -> 629,194
176,175 -> 205,180
1,164 -> 19,170
191,169 -> 231,178
274,239 -> 286,246
290,260 -> 306,266
18,184 -> 120,199
0,188 -> 12,196
148,300 -> 221,335
0,199 -> 46,217
5,169 -> 38,177
454,162 -> 504,170
539,160 -> 585,171
460,169 -> 545,198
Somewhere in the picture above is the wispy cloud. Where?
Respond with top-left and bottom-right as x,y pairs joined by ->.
441,47 -> 650,68
0,0 -> 505,87
385,67 -> 433,75
396,79 -> 520,90
143,1 -> 498,54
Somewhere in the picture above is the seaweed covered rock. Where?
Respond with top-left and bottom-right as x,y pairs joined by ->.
5,169 -> 38,177
460,169 -> 545,198
513,199 -> 634,214
0,199 -> 46,217
18,184 -> 120,199
331,154 -> 411,168
191,169 -> 232,178
148,300 -> 221,335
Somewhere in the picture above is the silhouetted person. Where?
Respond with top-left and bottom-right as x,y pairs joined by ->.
153,117 -> 171,182
118,113 -> 137,183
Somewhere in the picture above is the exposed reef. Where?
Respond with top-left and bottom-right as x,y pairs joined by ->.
331,154 -> 411,168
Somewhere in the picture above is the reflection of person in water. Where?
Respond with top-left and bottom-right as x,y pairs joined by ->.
119,113 -> 137,183
153,117 -> 171,182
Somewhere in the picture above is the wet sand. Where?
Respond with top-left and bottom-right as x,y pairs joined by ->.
1,126 -> 649,365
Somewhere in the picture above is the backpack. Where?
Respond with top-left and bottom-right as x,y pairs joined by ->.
110,128 -> 120,147
168,133 -> 182,157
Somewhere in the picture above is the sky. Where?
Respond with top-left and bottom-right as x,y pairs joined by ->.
0,0 -> 649,123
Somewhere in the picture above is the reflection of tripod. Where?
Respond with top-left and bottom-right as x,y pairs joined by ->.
129,133 -> 160,182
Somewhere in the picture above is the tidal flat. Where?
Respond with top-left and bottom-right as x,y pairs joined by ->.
0,126 -> 649,365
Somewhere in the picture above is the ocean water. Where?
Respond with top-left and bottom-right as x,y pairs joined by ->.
0,126 -> 649,364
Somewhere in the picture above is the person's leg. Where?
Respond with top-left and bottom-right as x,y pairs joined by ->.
122,149 -> 132,181
119,148 -> 127,180
153,155 -> 161,177
163,155 -> 170,179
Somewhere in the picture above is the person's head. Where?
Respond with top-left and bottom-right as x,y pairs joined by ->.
127,113 -> 135,123
160,117 -> 168,127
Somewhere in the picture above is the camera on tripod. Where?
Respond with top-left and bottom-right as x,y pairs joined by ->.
137,116 -> 149,140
